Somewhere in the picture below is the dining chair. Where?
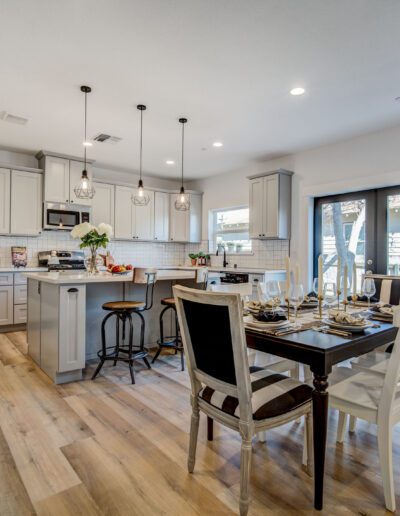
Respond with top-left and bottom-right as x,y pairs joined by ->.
329,305 -> 400,512
173,285 -> 313,516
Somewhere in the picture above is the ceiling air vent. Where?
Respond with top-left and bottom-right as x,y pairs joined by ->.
92,133 -> 122,144
0,111 -> 29,125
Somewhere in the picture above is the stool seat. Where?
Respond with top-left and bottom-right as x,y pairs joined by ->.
102,300 -> 145,311
161,297 -> 175,306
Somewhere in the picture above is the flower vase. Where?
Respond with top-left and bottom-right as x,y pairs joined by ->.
85,249 -> 101,274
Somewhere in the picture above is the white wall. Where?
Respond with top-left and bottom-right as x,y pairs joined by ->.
189,123 -> 400,285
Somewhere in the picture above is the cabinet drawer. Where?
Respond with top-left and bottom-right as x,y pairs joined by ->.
14,273 -> 27,285
14,304 -> 27,324
14,284 -> 27,304
0,273 -> 14,286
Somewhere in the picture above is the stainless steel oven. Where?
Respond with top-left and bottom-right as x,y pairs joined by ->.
43,202 -> 91,230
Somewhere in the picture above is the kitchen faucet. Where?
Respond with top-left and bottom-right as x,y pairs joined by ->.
216,244 -> 229,268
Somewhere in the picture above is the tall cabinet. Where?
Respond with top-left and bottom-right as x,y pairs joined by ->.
249,169 -> 293,239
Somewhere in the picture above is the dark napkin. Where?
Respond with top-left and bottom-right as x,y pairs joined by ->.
347,294 -> 379,303
254,311 -> 287,323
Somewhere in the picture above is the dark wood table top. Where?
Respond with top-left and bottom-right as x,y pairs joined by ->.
246,322 -> 398,375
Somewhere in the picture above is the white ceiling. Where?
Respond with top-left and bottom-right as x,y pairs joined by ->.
1,0 -> 400,180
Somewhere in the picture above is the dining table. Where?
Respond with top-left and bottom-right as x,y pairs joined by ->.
245,311 -> 398,511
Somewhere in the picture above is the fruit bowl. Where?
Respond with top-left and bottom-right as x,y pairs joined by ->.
107,264 -> 133,275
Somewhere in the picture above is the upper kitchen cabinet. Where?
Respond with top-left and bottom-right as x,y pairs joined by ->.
37,151 -> 94,206
0,168 -> 11,234
133,190 -> 154,240
154,191 -> 169,241
169,192 -> 202,243
92,182 -> 115,228
114,185 -> 134,239
10,170 -> 42,235
249,169 -> 293,239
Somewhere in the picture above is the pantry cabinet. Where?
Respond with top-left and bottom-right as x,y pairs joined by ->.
154,191 -> 169,241
0,168 -> 10,234
10,170 -> 42,235
92,182 -> 115,228
249,169 -> 293,240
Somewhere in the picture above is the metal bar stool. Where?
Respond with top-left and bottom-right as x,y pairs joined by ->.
152,268 -> 208,371
92,268 -> 157,384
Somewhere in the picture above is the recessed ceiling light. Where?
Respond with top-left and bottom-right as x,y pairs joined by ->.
166,160 -> 175,165
83,141 -> 93,147
290,87 -> 305,96
213,142 -> 223,148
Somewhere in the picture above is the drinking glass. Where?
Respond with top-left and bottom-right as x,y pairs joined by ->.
324,281 -> 336,306
289,283 -> 304,324
266,280 -> 281,313
362,278 -> 376,309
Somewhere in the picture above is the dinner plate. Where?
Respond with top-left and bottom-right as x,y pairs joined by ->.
245,318 -> 290,330
322,318 -> 373,333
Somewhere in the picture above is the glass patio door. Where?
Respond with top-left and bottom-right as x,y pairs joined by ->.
377,187 -> 400,276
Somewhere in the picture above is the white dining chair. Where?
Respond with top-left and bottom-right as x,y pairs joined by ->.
173,285 -> 313,516
329,305 -> 400,512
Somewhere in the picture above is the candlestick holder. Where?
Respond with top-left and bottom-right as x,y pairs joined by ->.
317,294 -> 324,319
285,297 -> 291,321
351,294 -> 358,307
342,298 -> 349,312
336,289 -> 342,310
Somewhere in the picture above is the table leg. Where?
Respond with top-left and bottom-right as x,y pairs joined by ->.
312,373 -> 329,510
207,416 -> 214,441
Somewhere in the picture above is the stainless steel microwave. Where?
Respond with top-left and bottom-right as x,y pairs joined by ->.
43,202 -> 91,230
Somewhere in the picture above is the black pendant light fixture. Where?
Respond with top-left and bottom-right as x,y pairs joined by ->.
175,117 -> 190,211
132,104 -> 150,206
74,85 -> 95,200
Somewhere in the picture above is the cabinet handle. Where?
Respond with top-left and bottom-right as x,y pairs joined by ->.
71,200 -> 74,203
68,288 -> 78,293
66,199 -> 69,203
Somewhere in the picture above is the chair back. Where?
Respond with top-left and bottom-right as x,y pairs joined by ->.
209,281 -> 252,298
365,274 -> 400,305
132,267 -> 157,310
378,306 -> 400,424
173,285 -> 253,422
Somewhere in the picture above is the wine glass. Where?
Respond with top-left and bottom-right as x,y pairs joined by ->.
266,280 -> 281,313
312,277 -> 319,296
289,283 -> 304,324
362,278 -> 376,309
324,281 -> 336,306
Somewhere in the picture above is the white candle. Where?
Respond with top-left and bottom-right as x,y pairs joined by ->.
336,256 -> 341,292
318,255 -> 323,297
285,256 -> 290,297
295,263 -> 300,286
353,261 -> 357,296
343,263 -> 348,300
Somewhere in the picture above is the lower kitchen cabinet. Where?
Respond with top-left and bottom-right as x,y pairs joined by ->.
0,286 -> 13,325
14,304 -> 27,324
27,279 -> 41,365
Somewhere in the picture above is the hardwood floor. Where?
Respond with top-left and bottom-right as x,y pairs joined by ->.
0,331 -> 398,515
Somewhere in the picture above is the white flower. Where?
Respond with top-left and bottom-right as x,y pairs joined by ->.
97,223 -> 113,237
71,222 -> 93,239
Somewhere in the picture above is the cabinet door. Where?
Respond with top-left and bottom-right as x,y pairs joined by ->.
27,279 -> 41,365
189,193 -> 202,243
0,286 -> 13,325
10,171 -> 42,235
169,194 -> 190,242
249,177 -> 264,238
58,285 -> 86,372
114,185 -> 134,239
154,191 -> 169,241
44,156 -> 70,203
0,168 -> 10,234
263,175 -> 279,237
134,190 -> 154,240
92,182 -> 115,228
14,284 -> 28,304
69,160 -> 93,206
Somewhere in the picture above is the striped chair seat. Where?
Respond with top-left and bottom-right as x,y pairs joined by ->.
199,366 -> 313,420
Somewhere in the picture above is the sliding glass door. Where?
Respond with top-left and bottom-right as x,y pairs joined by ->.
376,187 -> 400,275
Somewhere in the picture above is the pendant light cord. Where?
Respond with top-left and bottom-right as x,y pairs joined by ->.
181,121 -> 185,188
84,90 -> 87,169
139,108 -> 143,181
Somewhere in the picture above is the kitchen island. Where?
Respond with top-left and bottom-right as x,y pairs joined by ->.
25,269 -> 200,384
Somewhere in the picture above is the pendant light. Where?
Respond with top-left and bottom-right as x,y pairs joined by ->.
175,117 -> 190,211
74,85 -> 95,200
132,104 -> 150,206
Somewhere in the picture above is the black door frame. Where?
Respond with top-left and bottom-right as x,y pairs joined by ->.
313,189 -> 377,279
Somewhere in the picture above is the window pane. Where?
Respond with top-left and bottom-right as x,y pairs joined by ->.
387,195 -> 400,275
213,207 -> 251,253
320,199 -> 366,289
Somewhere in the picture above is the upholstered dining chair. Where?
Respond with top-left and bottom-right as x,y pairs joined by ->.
330,306 -> 400,512
173,285 -> 313,516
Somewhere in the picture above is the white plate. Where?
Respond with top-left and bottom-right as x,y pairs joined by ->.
322,318 -> 373,333
245,319 -> 290,330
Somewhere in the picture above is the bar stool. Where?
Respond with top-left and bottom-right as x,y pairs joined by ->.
152,268 -> 208,371
92,268 -> 157,384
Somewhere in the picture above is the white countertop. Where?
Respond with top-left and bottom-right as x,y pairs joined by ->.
157,265 -> 286,275
24,269 -> 197,284
0,267 -> 47,273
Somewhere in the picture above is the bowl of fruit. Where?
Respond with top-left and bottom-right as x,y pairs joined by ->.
107,264 -> 133,275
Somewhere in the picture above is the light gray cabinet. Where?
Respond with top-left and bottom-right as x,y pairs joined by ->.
0,286 -> 13,325
92,181 -> 115,228
0,168 -> 10,234
154,191 -> 169,241
10,170 -> 42,236
27,279 -> 41,364
169,193 -> 202,243
249,169 -> 293,239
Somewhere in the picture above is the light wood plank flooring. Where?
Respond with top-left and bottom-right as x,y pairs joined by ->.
0,331 -> 398,515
